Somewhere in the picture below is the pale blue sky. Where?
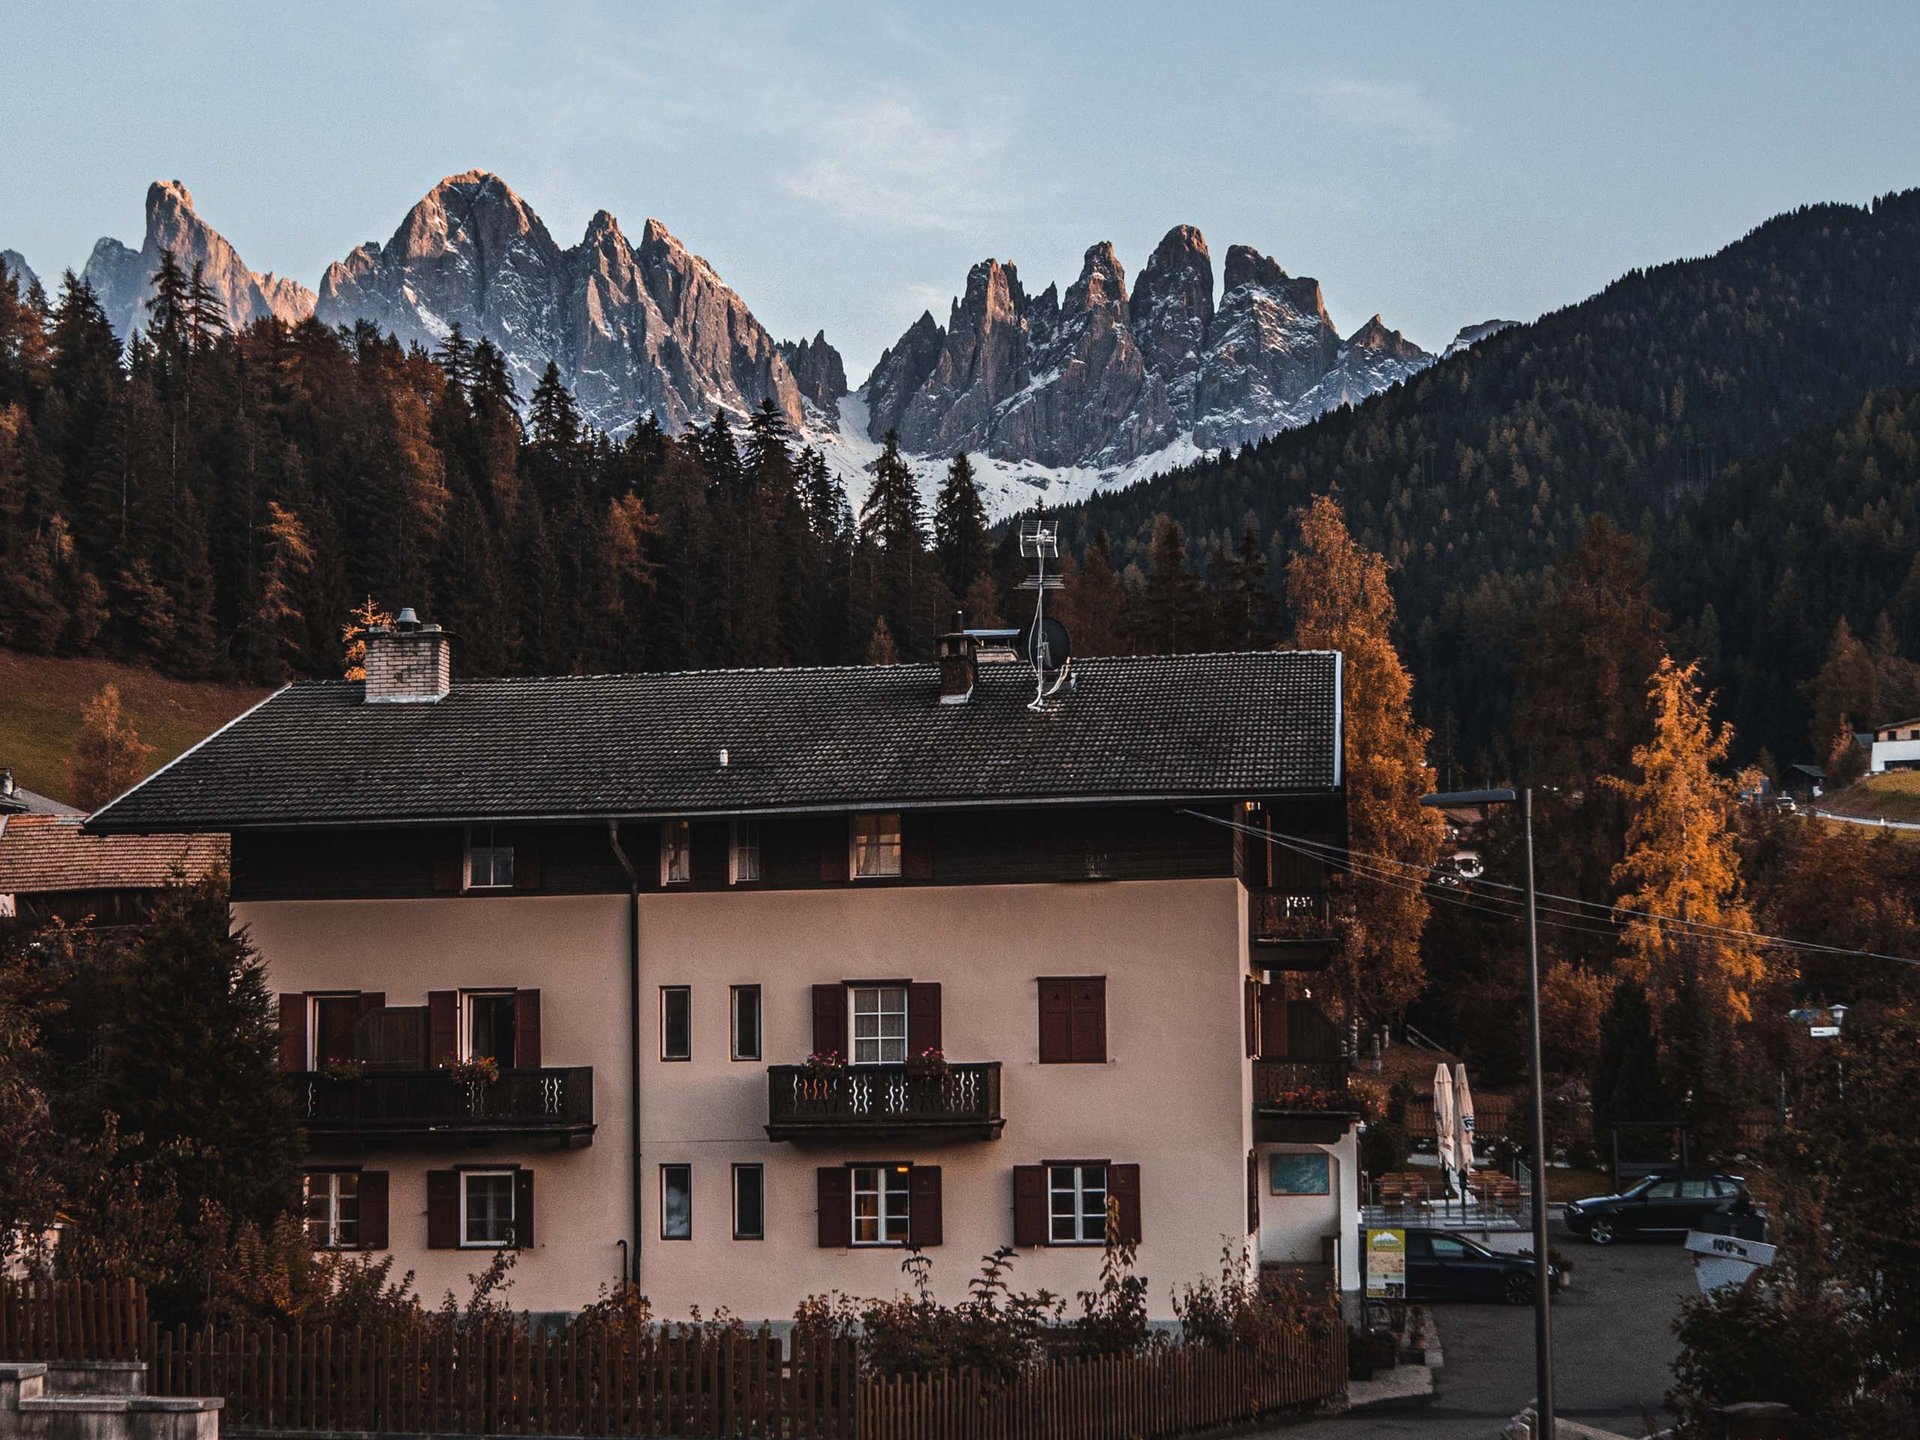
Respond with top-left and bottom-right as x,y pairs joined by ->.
3,1 -> 1916,379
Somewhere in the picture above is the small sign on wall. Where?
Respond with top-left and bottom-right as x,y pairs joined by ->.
1365,1229 -> 1407,1299
1270,1152 -> 1331,1195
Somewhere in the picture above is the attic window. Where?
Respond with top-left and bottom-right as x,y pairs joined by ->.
661,820 -> 692,886
467,826 -> 515,890
851,813 -> 902,879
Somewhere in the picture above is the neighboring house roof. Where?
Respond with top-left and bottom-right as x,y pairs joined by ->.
1875,718 -> 1920,736
0,772 -> 82,817
87,651 -> 1343,833
1788,763 -> 1828,779
0,814 -> 227,893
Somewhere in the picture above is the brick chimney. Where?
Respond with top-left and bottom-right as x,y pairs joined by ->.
936,629 -> 977,704
363,607 -> 452,703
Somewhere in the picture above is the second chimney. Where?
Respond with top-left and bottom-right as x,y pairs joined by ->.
363,607 -> 453,703
936,629 -> 977,704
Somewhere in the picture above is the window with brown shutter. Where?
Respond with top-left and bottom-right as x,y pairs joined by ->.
1038,977 -> 1105,1063
908,1166 -> 943,1247
1012,1165 -> 1048,1246
359,1170 -> 389,1249
811,984 -> 848,1060
428,991 -> 458,1067
816,1167 -> 852,1247
1109,1163 -> 1142,1245
514,989 -> 542,1068
1246,1150 -> 1260,1233
513,1169 -> 536,1249
900,816 -> 934,881
1244,976 -> 1259,1059
906,982 -> 941,1057
279,994 -> 308,1072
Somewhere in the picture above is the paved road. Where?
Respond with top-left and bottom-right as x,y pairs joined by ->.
1270,1223 -> 1695,1439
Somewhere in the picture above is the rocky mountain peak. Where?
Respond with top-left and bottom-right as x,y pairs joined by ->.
865,310 -> 947,438
1221,244 -> 1290,294
1064,242 -> 1128,315
1346,314 -> 1425,360
1,250 -> 37,294
779,331 -> 849,415
1130,225 -> 1216,431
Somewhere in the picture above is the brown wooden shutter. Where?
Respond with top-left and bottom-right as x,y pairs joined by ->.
279,994 -> 307,1072
1012,1165 -> 1048,1247
900,816 -> 934,881
811,984 -> 847,1059
1246,1150 -> 1260,1233
515,990 -> 542,1069
432,831 -> 462,892
819,822 -> 850,883
513,837 -> 543,891
691,822 -> 729,888
359,1170 -> 390,1249
1070,979 -> 1106,1063
1244,977 -> 1259,1059
514,1169 -> 535,1249
358,992 -> 387,1018
1110,1164 -> 1142,1245
426,1170 -> 459,1249
1259,986 -> 1290,1061
909,1166 -> 943,1247
817,1167 -> 852,1248
907,982 -> 942,1056
1038,981 -> 1071,1063
428,991 -> 458,1066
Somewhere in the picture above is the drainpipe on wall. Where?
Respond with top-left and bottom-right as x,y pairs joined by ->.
607,820 -> 643,1292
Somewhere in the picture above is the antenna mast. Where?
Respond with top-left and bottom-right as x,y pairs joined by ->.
1017,518 -> 1070,710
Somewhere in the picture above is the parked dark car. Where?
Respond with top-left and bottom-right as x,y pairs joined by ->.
1563,1171 -> 1745,1245
1403,1230 -> 1556,1304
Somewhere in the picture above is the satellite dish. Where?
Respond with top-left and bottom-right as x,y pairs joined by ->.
1022,616 -> 1072,670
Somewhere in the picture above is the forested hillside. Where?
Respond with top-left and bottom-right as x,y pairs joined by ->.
1067,190 -> 1920,766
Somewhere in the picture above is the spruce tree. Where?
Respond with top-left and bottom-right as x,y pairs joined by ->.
932,451 -> 990,600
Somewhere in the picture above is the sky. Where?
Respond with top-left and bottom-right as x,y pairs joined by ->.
3,1 -> 1918,380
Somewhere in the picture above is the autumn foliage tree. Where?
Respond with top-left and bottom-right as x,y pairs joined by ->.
1285,494 -> 1445,1020
66,682 -> 154,811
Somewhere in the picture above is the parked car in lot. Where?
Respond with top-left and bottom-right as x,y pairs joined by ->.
1403,1230 -> 1557,1304
1563,1171 -> 1745,1245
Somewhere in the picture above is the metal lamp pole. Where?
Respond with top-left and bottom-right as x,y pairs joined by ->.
1423,786 -> 1555,1440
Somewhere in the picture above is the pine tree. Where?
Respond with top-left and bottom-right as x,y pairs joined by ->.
858,432 -> 930,658
1803,617 -> 1878,758
1286,493 -> 1446,1021
866,614 -> 898,665
1060,532 -> 1126,654
932,451 -> 990,599
1133,514 -> 1210,653
66,683 -> 154,810
246,501 -> 314,680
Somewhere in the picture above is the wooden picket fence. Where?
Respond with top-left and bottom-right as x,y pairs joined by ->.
0,1280 -> 1343,1440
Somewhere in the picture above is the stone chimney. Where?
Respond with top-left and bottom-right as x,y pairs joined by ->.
936,629 -> 977,704
363,607 -> 452,703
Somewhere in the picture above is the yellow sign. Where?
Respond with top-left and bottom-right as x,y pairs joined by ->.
1366,1228 -> 1408,1299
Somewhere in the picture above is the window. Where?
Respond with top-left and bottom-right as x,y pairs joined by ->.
1269,1153 -> 1332,1196
1644,1179 -> 1680,1199
304,1171 -> 359,1249
851,813 -> 902,879
1048,1164 -> 1108,1244
730,820 -> 761,884
851,985 -> 908,1064
462,1171 -> 516,1247
731,985 -> 762,1061
468,825 -> 515,890
733,1163 -> 765,1240
1038,977 -> 1107,1063
661,819 -> 692,886
851,1165 -> 911,1245
1679,1178 -> 1718,1199
1427,1234 -> 1472,1261
661,1165 -> 692,1240
310,994 -> 361,1067
465,991 -> 517,1066
660,987 -> 691,1061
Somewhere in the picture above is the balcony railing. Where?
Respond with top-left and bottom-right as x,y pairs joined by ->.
292,1067 -> 595,1147
1249,889 -> 1338,970
766,1062 -> 1004,1143
1252,1058 -> 1360,1143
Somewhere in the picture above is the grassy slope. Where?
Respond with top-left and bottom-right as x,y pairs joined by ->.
0,650 -> 272,805
1816,771 -> 1920,825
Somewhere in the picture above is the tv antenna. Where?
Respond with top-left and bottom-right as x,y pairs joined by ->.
1016,518 -> 1072,710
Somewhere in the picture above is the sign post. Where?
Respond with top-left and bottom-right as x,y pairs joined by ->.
1365,1228 -> 1407,1300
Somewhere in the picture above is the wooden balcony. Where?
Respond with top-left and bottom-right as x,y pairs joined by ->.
766,1062 -> 1004,1143
1249,889 -> 1338,971
292,1067 -> 595,1149
1253,1058 -> 1362,1144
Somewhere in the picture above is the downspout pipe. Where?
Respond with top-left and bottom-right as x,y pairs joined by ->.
607,820 -> 642,1293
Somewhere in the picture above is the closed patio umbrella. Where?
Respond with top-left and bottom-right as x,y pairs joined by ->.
1453,1063 -> 1477,1176
1433,1063 -> 1458,1182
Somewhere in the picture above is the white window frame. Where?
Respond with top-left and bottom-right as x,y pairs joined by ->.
660,985 -> 692,1061
729,820 -> 761,884
850,1165 -> 911,1246
733,1162 -> 765,1241
462,989 -> 516,1064
850,813 -> 902,879
661,819 -> 692,886
660,1164 -> 693,1240
1047,1163 -> 1108,1245
730,984 -> 762,1062
303,1170 -> 360,1250
459,1169 -> 516,1249
850,985 -> 909,1065
467,825 -> 515,891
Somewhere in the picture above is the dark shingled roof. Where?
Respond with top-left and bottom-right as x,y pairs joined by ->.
86,651 -> 1341,833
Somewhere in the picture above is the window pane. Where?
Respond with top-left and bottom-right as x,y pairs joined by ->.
731,987 -> 762,1061
1429,1236 -> 1468,1260
465,1173 -> 515,1246
662,988 -> 691,1060
662,1166 -> 692,1239
313,997 -> 360,1066
731,822 -> 760,883
733,1164 -> 764,1240
884,1169 -> 911,1243
663,821 -> 692,885
303,1175 -> 332,1247
470,827 -> 515,888
469,993 -> 517,1066
852,987 -> 907,1064
853,814 -> 902,878
852,1169 -> 881,1244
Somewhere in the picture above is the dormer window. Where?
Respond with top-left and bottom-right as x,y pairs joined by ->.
851,812 -> 902,879
467,826 -> 514,890
661,819 -> 692,886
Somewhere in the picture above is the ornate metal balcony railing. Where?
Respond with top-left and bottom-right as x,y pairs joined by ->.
291,1067 -> 595,1145
766,1062 -> 1004,1142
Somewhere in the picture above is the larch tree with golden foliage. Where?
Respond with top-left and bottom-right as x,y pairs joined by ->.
339,597 -> 393,682
66,683 -> 154,811
1286,494 -> 1445,1021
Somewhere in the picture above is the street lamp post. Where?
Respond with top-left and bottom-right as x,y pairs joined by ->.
1423,786 -> 1555,1440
